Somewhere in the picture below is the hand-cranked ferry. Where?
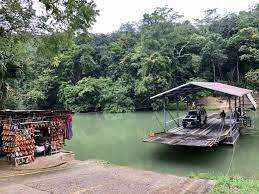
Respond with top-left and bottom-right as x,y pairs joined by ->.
143,82 -> 257,147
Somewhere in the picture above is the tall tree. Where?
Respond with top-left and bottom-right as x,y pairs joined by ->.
0,0 -> 98,107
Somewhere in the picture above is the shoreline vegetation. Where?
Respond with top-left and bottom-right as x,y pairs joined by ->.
191,173 -> 259,194
1,2 -> 258,114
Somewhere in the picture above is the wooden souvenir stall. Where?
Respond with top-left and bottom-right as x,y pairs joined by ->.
0,121 -> 3,156
0,110 -> 73,166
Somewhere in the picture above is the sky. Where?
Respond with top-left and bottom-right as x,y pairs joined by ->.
91,0 -> 258,33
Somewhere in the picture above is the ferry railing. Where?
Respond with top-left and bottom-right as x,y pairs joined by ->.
166,110 -> 183,130
216,112 -> 238,142
165,117 -> 183,126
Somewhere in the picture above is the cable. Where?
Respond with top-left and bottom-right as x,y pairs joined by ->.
154,111 -> 164,131
227,141 -> 236,176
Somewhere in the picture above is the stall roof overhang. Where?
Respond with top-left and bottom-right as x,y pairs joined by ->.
150,82 -> 257,109
0,109 -> 74,115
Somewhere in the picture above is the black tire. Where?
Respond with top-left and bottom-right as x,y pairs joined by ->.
183,123 -> 187,128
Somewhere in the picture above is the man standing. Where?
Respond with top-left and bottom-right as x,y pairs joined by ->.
220,110 -> 226,126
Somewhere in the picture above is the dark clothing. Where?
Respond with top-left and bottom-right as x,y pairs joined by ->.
220,111 -> 226,118
220,111 -> 226,126
197,114 -> 201,123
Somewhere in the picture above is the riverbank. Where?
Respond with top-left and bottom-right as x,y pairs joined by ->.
192,173 -> 259,194
0,153 -> 214,194
1,152 -> 259,193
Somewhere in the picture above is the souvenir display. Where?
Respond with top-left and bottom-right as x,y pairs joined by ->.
51,117 -> 66,152
2,120 -> 36,165
0,121 -> 3,156
0,111 -> 73,166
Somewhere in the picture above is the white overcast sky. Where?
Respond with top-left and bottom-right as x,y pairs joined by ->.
91,0 -> 257,33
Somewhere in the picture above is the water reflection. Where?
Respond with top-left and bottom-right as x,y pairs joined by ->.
66,111 -> 259,178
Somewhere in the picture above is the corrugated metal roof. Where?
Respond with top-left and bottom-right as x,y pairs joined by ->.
151,82 -> 253,99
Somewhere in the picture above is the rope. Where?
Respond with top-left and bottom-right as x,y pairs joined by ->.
167,110 -> 179,127
227,121 -> 238,176
227,141 -> 236,176
154,111 -> 164,131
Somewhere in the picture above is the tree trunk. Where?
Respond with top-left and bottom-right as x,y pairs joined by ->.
213,62 -> 216,82
236,56 -> 240,82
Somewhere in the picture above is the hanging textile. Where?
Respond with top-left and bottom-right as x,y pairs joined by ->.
66,115 -> 73,140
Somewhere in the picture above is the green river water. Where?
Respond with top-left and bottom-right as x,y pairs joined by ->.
66,111 -> 259,178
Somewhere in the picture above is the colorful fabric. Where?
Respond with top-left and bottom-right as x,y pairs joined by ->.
66,115 -> 73,140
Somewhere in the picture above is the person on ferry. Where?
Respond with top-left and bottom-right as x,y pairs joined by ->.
220,110 -> 226,126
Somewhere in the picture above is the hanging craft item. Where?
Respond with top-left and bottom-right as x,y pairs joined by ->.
0,122 -> 3,156
66,115 -> 73,140
1,117 -> 36,166
50,116 -> 66,154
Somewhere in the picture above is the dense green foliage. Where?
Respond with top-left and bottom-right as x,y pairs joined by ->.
1,2 -> 258,112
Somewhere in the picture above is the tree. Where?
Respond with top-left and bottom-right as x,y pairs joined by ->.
227,27 -> 259,82
1,4 -> 259,112
200,33 -> 226,82
0,0 -> 98,107
245,69 -> 259,91
0,0 -> 98,35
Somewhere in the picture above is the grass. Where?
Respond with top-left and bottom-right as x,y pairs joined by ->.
204,106 -> 221,111
190,173 -> 259,194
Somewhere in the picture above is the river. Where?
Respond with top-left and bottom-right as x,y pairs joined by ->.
66,111 -> 259,178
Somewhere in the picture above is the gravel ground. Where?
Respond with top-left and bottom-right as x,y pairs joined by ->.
0,159 -> 214,194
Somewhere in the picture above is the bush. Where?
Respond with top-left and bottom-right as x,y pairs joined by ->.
59,77 -> 134,113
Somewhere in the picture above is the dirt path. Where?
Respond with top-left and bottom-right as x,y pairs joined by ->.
0,160 -> 214,194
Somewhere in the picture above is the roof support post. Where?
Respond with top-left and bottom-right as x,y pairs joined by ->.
176,97 -> 180,127
163,97 -> 167,132
229,97 -> 233,136
235,96 -> 237,120
238,97 -> 243,119
242,96 -> 245,112
186,101 -> 189,112
242,96 -> 245,127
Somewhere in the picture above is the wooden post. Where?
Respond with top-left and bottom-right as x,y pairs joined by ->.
242,96 -> 245,110
241,97 -> 243,117
176,97 -> 179,127
229,97 -> 233,136
237,56 -> 240,82
213,61 -> 216,82
231,96 -> 233,110
234,96 -> 237,119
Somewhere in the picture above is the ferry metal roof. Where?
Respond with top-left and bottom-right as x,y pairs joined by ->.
151,82 -> 253,99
